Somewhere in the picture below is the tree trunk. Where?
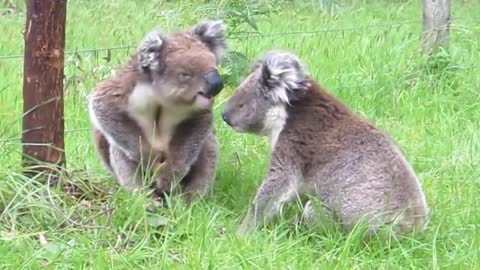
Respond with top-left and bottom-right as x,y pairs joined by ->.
22,0 -> 67,182
422,0 -> 451,54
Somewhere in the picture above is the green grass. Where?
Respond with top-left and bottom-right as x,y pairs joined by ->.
1,0 -> 480,268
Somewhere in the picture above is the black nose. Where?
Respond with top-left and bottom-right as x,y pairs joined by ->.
204,69 -> 224,97
221,111 -> 231,125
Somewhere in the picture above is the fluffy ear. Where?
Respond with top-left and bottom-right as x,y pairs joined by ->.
192,20 -> 227,60
258,50 -> 310,104
137,30 -> 166,73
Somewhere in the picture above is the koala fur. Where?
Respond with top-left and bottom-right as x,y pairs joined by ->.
222,50 -> 429,238
87,20 -> 227,203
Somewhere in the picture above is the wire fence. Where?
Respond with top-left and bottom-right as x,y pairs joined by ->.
0,17 -> 477,61
1,13 -> 478,62
0,20 -> 424,61
0,17 -> 477,143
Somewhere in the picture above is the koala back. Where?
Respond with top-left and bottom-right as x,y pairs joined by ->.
276,81 -> 429,235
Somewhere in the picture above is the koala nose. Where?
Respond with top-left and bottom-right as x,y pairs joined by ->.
221,111 -> 231,126
204,69 -> 224,97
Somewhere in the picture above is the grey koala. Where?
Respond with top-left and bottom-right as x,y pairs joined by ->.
87,20 -> 227,203
222,49 -> 429,237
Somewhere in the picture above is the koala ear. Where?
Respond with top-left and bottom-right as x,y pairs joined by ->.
192,20 -> 227,60
260,62 -> 272,83
258,50 -> 310,104
137,30 -> 166,73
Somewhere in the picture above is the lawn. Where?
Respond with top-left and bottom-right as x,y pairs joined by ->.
1,0 -> 479,268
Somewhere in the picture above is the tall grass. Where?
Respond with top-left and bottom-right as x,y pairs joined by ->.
1,0 -> 479,268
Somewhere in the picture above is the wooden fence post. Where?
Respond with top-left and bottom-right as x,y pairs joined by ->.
422,0 -> 451,54
22,0 -> 67,182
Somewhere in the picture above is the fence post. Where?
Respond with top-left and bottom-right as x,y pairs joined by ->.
422,0 -> 451,54
22,0 -> 67,182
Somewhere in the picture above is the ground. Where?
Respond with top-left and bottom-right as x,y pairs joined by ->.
0,0 -> 479,269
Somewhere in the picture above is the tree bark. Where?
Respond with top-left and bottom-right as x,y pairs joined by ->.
22,0 -> 67,180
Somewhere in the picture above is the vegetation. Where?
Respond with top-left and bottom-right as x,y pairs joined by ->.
1,0 -> 479,268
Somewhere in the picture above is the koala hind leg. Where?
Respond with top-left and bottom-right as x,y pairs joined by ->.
179,133 -> 218,204
109,145 -> 143,191
301,199 -> 338,232
93,128 -> 113,172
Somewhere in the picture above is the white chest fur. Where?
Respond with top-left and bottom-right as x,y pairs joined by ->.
127,82 -> 192,153
264,105 -> 288,150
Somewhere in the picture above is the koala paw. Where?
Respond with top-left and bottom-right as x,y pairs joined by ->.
147,195 -> 166,210
150,176 -> 173,200
236,216 -> 256,237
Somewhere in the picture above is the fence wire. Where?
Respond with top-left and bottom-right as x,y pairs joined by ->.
0,14 -> 477,61
0,18 -> 475,141
0,20 -> 422,61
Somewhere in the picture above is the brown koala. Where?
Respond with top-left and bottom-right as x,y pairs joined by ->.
222,50 -> 429,237
87,20 -> 226,203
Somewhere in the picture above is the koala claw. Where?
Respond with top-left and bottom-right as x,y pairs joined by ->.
236,217 -> 256,237
151,181 -> 163,193
150,176 -> 172,197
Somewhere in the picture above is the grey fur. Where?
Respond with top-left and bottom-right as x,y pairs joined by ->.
222,49 -> 429,238
192,20 -> 227,61
137,30 -> 165,72
258,49 -> 311,103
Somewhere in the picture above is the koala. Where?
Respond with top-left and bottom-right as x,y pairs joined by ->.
87,20 -> 227,203
222,49 -> 429,238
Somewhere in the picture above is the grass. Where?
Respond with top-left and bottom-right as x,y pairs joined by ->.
1,0 -> 480,268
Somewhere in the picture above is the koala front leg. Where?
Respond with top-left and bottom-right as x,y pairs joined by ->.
237,157 -> 301,236
152,113 -> 212,198
109,145 -> 143,191
88,96 -> 145,161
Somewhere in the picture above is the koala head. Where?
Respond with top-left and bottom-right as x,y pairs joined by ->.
222,49 -> 311,136
136,20 -> 227,109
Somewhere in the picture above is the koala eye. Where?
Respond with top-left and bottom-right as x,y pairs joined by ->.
238,103 -> 244,109
178,71 -> 193,80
